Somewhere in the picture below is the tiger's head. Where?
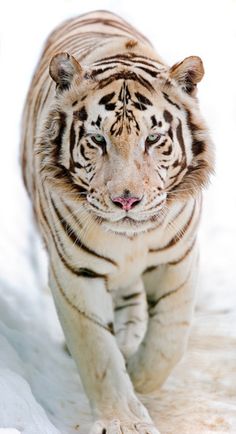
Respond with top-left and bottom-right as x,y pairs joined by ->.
40,46 -> 214,234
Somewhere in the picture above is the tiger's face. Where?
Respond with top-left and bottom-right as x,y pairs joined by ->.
66,84 -> 188,233
44,52 -> 214,234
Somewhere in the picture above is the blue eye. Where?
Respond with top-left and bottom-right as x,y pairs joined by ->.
146,133 -> 161,145
91,134 -> 106,145
91,134 -> 107,154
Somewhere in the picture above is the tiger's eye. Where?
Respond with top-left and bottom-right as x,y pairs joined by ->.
91,134 -> 107,154
91,134 -> 106,145
145,133 -> 161,145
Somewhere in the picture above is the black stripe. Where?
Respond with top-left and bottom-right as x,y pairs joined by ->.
80,144 -> 90,161
169,238 -> 196,265
39,195 -> 105,279
73,173 -> 89,188
122,292 -> 142,301
148,273 -> 190,315
104,103 -> 116,111
93,53 -> 163,66
60,199 -> 83,230
86,141 -> 96,150
151,115 -> 157,128
163,110 -> 173,123
51,265 -> 113,334
90,65 -> 116,77
115,302 -> 139,312
52,112 -> 67,161
92,59 -> 162,78
157,169 -> 165,183
168,127 -> 173,140
163,92 -> 181,110
192,140 -> 205,156
143,265 -> 158,274
94,59 -> 133,67
78,124 -> 85,142
186,111 -> 206,156
76,268 -> 105,278
39,197 -> 80,271
97,71 -> 154,91
53,163 -> 88,194
144,239 -> 196,272
51,197 -> 117,266
176,119 -> 186,155
70,121 -> 76,152
149,202 -> 195,253
158,139 -> 168,148
135,92 -> 152,106
162,144 -> 172,156
69,121 -> 76,170
74,106 -> 88,122
172,159 -> 180,168
91,115 -> 102,128
99,92 -> 116,105
135,65 -> 159,77
133,102 -> 147,111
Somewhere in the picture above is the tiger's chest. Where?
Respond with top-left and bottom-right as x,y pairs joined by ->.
93,226 -> 166,291
75,208 -> 180,292
107,241 -> 148,291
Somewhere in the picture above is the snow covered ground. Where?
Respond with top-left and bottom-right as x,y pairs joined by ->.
0,0 -> 236,433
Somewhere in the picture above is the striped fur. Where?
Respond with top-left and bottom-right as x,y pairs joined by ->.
20,10 -> 214,434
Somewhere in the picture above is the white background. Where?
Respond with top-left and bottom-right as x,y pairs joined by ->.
0,1 -> 236,433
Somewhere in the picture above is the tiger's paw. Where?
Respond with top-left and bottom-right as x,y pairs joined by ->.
89,419 -> 160,434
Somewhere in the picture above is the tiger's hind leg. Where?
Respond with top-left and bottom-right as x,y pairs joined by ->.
113,279 -> 148,359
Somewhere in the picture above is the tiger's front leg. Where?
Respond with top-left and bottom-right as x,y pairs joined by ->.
113,278 -> 148,359
127,245 -> 198,394
49,263 -> 159,434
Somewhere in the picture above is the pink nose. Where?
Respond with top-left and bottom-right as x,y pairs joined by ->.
112,196 -> 141,211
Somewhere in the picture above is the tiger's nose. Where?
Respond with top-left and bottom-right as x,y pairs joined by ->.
111,192 -> 143,211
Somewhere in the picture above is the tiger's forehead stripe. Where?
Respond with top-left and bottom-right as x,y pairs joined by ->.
92,59 -> 162,73
90,55 -> 165,79
91,53 -> 164,67
96,70 -> 155,91
99,92 -> 116,106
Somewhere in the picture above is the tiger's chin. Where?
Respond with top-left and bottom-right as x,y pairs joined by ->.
101,214 -> 163,236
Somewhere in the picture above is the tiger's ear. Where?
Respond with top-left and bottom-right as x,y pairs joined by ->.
49,52 -> 83,91
169,56 -> 204,95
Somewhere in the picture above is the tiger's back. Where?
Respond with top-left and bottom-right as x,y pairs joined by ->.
20,10 -> 214,434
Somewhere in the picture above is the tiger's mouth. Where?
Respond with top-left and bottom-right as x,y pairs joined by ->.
120,214 -> 161,224
95,211 -> 165,235
86,194 -> 167,234
86,198 -> 167,234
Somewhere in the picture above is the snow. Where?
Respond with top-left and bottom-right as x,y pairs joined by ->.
0,0 -> 236,433
0,431 -> 21,434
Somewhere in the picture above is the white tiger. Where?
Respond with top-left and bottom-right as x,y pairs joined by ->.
20,10 -> 214,434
